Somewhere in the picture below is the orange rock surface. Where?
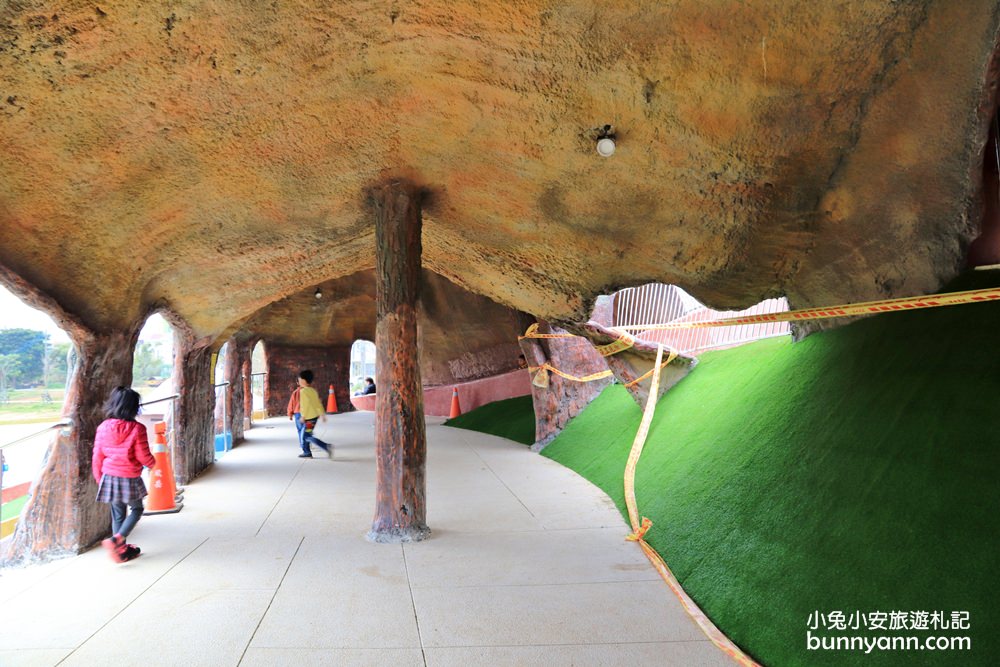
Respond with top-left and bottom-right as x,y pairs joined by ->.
1,2 -> 998,341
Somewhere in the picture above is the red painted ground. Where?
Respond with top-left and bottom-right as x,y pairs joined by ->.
2,481 -> 30,503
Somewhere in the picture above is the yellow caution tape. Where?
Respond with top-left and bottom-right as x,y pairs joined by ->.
523,284 -> 1000,665
520,324 -> 635,357
518,323 -> 577,340
623,344 -> 672,531
611,286 -> 1000,333
520,324 -> 620,387
623,355 -> 675,388
594,331 -> 635,357
523,286 -> 1000,388
527,364 -> 613,384
622,344 -> 761,666
625,516 -> 653,541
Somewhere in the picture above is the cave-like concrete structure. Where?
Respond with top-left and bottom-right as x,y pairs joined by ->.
2,1 -> 1000,558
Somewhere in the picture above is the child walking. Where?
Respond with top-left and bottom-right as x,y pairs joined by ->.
296,369 -> 332,458
287,382 -> 305,451
92,386 -> 156,563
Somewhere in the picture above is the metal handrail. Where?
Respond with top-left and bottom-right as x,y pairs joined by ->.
0,421 -> 72,451
613,283 -> 791,356
0,393 -> 176,451
140,394 -> 179,408
213,382 -> 231,451
0,419 -> 71,542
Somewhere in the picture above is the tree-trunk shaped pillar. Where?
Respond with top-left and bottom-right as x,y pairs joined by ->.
368,180 -> 430,543
3,329 -> 138,563
225,336 -> 253,443
171,337 -> 215,485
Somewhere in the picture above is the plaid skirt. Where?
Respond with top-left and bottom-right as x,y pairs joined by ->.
96,474 -> 147,504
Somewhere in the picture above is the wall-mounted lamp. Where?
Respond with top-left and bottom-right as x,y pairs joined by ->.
314,288 -> 323,299
596,124 -> 616,157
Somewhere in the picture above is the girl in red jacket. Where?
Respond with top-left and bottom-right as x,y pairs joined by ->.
92,386 -> 156,563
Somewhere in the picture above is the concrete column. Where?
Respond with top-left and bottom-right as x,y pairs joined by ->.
368,180 -> 429,543
3,329 -> 138,563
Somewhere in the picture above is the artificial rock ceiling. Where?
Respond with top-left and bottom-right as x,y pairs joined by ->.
1,1 -> 999,346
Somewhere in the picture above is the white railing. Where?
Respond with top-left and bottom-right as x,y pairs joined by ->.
613,283 -> 791,355
1,421 -> 73,544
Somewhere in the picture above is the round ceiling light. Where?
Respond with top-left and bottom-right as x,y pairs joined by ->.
596,137 -> 616,157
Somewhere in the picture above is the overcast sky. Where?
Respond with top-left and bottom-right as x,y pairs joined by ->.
0,285 -> 71,343
0,285 -> 172,346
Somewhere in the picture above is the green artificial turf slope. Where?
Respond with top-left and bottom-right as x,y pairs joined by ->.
542,272 -> 1000,667
443,394 -> 535,445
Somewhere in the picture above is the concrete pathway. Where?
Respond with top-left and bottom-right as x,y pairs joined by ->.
0,413 -> 729,666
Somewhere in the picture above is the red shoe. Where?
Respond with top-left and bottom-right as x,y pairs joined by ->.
102,535 -> 125,563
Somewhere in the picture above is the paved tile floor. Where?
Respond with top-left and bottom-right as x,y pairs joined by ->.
0,413 -> 730,666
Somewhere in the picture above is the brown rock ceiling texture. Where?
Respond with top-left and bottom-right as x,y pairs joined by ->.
241,269 -> 533,385
1,1 -> 999,345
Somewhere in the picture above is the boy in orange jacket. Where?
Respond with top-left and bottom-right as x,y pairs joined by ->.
287,383 -> 304,452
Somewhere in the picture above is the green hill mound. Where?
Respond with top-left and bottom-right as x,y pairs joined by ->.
540,272 -> 1000,666
443,394 -> 535,445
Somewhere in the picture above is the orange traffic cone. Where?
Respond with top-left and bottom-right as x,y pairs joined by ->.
155,422 -> 183,499
449,387 -> 462,418
326,384 -> 338,413
145,421 -> 183,515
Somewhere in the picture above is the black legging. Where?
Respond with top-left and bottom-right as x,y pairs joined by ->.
110,498 -> 144,538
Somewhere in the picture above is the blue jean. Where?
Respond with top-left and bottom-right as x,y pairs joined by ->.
301,417 -> 330,454
111,499 -> 144,539
293,413 -> 306,452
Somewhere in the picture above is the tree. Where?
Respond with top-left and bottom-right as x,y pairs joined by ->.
133,341 -> 167,381
0,329 -> 47,387
0,353 -> 21,403
65,344 -> 78,389
47,342 -> 71,387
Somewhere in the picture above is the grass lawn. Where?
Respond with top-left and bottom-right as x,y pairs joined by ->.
0,387 -> 64,424
443,394 -> 535,445
0,495 -> 29,538
0,383 -> 164,425
1,494 -> 28,519
541,271 -> 1000,666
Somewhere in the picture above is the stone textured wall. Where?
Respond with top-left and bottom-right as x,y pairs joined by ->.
241,354 -> 254,428
418,272 -> 534,386
968,119 -> 1000,267
520,321 -> 612,451
264,344 -> 352,417
578,301 -> 697,408
222,337 -> 253,443
604,349 -> 695,407
172,341 -> 215,486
